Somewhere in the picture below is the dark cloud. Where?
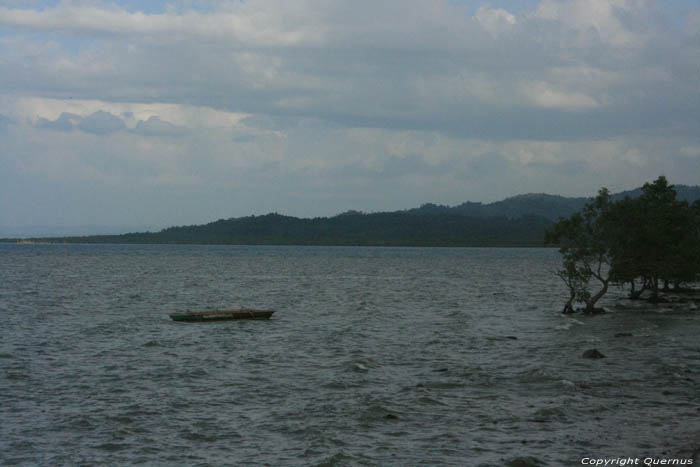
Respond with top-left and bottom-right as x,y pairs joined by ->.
380,154 -> 438,178
468,152 -> 511,178
0,113 -> 13,130
34,110 -> 127,134
239,115 -> 299,131
35,112 -> 81,131
240,114 -> 341,131
231,130 -> 256,143
2,1 -> 698,142
1,1 -> 700,228
76,110 -> 126,135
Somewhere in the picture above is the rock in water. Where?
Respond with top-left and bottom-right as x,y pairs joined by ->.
505,456 -> 545,467
614,332 -> 633,338
582,349 -> 606,359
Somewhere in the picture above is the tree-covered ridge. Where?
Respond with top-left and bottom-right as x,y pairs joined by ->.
404,185 -> 699,221
36,212 -> 552,247
546,177 -> 700,313
5,182 -> 699,247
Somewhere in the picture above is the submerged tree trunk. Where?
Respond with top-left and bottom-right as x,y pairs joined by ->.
556,267 -> 579,314
649,276 -> 660,302
585,280 -> 609,313
628,278 -> 648,299
562,297 -> 575,314
629,280 -> 639,299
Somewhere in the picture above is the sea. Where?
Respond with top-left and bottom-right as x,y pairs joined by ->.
1,244 -> 698,466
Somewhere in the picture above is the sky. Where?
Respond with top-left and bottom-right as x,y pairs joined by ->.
1,0 -> 699,234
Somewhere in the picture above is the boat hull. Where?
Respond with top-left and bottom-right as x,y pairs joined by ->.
169,309 -> 275,322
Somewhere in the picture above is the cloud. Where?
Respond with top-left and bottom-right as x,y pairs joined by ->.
475,6 -> 516,36
521,81 -> 600,111
1,0 -> 699,228
0,0 -> 693,143
132,116 -> 184,137
532,0 -> 650,47
76,110 -> 126,134
0,113 -> 12,130
33,110 -> 126,134
0,3 -> 322,46
35,112 -> 81,131
380,154 -> 439,179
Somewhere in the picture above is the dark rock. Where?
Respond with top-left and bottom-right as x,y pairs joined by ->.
505,456 -> 546,467
614,332 -> 633,337
582,349 -> 606,359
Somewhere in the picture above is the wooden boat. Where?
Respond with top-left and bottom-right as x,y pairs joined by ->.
169,308 -> 275,322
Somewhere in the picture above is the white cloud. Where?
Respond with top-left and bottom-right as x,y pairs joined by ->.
532,0 -> 649,47
8,97 -> 247,130
0,0 -> 693,136
132,116 -> 184,137
521,81 -> 600,111
475,6 -> 516,36
1,0 -> 699,228
0,3 -> 322,47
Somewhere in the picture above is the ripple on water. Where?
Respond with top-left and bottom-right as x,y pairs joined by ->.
1,244 -> 699,466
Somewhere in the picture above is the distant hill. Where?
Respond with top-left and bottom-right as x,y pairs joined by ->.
408,184 -> 700,221
7,184 -> 699,247
0,224 -> 160,238
404,194 -> 588,221
33,212 -> 552,247
612,185 -> 700,205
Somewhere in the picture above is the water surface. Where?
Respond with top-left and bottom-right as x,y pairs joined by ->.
1,244 -> 698,465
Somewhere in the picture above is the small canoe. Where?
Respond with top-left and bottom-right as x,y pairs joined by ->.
169,308 -> 275,322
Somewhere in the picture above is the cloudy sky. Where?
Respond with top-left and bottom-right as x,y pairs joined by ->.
1,0 -> 699,233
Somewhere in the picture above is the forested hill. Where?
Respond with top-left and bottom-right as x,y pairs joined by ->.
35,213 -> 552,247
12,184 -> 700,247
411,194 -> 589,221
409,184 -> 700,221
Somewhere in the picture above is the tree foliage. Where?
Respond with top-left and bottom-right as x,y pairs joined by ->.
547,176 -> 700,313
38,211 -> 552,247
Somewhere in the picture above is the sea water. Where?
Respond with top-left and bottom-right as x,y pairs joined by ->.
1,244 -> 698,466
